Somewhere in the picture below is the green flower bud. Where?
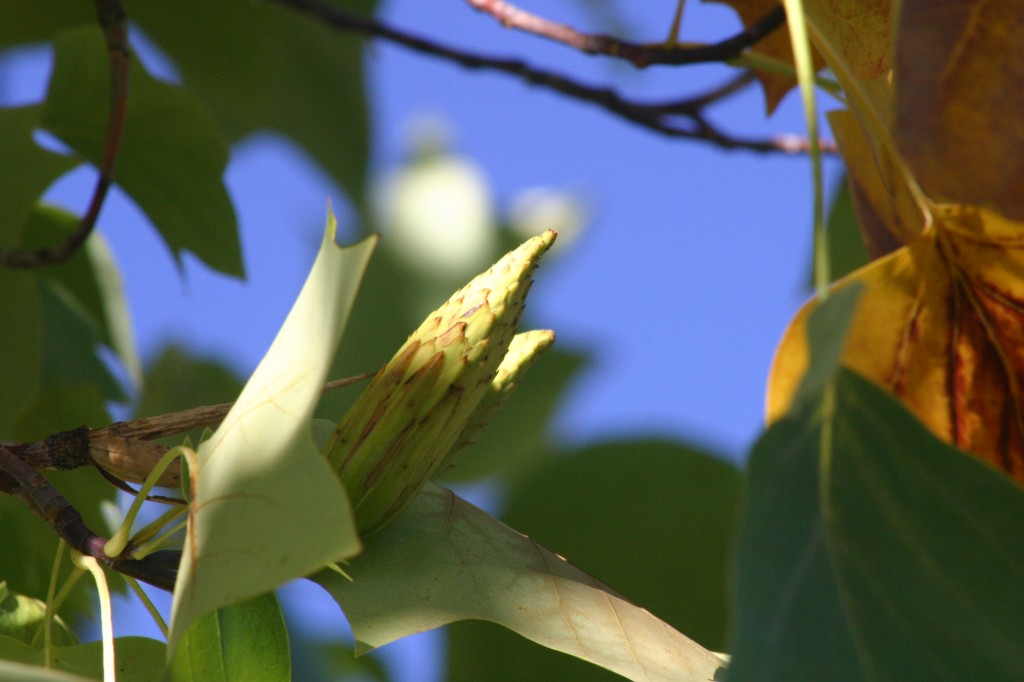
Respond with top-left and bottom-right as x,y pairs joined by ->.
439,329 -> 555,473
324,230 -> 556,535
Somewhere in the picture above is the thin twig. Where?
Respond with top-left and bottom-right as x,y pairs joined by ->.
465,1 -> 787,68
271,0 -> 821,154
0,372 -> 373,588
0,0 -> 130,269
1,372 -> 375,486
0,445 -> 177,590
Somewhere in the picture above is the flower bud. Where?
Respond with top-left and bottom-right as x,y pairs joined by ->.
439,329 -> 555,473
324,230 -> 556,534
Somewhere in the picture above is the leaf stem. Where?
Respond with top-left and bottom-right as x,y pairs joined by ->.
781,0 -> 829,296
72,553 -> 115,682
124,576 -> 169,638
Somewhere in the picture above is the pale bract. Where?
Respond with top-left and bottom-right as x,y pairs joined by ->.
168,208 -> 375,648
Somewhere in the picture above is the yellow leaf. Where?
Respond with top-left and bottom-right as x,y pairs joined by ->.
769,207 -> 1024,481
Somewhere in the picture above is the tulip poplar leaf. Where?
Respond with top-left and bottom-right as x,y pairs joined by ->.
728,396 -> 865,680
770,204 -> 1024,484
311,483 -> 726,682
828,371 -> 1024,678
446,439 -> 741,681
170,593 -> 289,682
41,27 -> 242,276
895,0 -> 1024,220
0,106 -> 78,243
169,208 -> 376,648
706,0 -> 811,112
0,634 -> 166,681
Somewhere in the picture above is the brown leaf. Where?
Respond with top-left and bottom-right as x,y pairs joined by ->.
707,0 -> 892,112
804,0 -> 891,81
894,0 -> 1024,220
769,208 -> 1024,481
705,0 -> 807,112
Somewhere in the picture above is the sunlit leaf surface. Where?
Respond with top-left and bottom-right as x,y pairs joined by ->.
313,483 -> 726,682
447,439 -> 741,680
169,211 -> 375,647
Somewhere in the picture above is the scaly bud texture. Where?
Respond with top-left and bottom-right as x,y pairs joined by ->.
440,329 -> 556,472
324,230 -> 557,535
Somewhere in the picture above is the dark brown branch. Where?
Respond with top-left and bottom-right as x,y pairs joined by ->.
0,0 -> 129,270
466,1 -> 786,68
271,0 -> 823,154
0,445 -> 177,591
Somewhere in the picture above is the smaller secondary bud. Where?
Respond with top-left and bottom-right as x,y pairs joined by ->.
439,329 -> 555,473
324,231 -> 556,535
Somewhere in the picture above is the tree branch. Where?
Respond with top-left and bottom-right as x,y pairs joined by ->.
271,0 -> 827,154
465,1 -> 787,68
1,372 -> 375,488
0,373 -> 372,590
0,445 -> 178,591
0,0 -> 130,269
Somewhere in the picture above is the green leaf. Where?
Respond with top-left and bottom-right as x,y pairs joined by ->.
0,658 -> 93,682
824,178 -> 870,281
0,107 -> 78,245
807,176 -> 871,288
791,282 -> 862,410
828,371 -> 1024,678
0,269 -> 41,434
0,583 -> 77,647
0,634 -> 166,681
168,209 -> 376,647
41,26 -> 241,275
312,640 -> 389,682
733,355 -> 1024,680
38,281 -> 123,402
447,439 -> 741,681
730,285 -> 867,679
170,592 -> 290,682
127,0 -> 374,205
728,398 -> 865,680
312,483 -> 727,682
20,205 -> 140,386
14,385 -> 109,442
0,3 -> 90,48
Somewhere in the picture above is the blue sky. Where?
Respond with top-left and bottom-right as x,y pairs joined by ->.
4,1 -> 842,678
